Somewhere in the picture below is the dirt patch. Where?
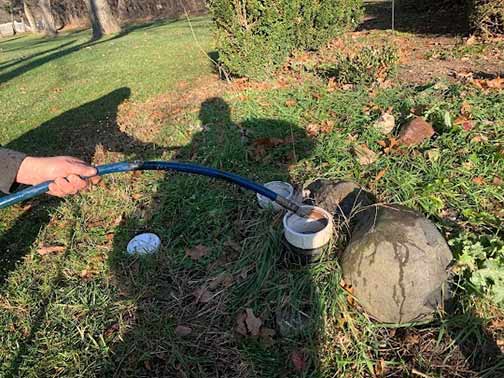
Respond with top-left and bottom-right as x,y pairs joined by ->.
356,1 -> 504,85
117,74 -> 227,144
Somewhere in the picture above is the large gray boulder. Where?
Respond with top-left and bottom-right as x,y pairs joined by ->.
341,205 -> 453,324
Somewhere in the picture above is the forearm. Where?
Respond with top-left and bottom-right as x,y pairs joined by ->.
0,148 -> 26,194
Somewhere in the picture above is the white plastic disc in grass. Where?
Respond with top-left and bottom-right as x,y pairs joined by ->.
126,233 -> 161,255
257,181 -> 295,211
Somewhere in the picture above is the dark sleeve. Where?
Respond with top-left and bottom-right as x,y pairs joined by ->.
0,148 -> 26,194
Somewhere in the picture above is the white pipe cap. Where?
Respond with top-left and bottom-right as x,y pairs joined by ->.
127,233 -> 161,255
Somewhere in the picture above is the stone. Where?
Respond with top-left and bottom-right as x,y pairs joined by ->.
341,205 -> 453,324
374,112 -> 395,134
306,180 -> 375,222
398,117 -> 435,146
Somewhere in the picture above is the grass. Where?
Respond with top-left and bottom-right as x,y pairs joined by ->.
1,14 -> 504,378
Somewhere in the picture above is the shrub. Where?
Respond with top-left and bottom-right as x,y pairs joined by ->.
208,0 -> 363,80
323,45 -> 399,86
469,0 -> 504,37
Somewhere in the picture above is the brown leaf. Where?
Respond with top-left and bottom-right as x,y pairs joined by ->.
285,99 -> 297,107
235,312 -> 248,336
492,177 -> 503,186
472,76 -> 504,90
208,272 -> 234,289
37,245 -> 65,256
374,169 -> 387,183
327,77 -> 338,93
245,308 -> 262,336
193,286 -> 212,303
291,350 -> 307,371
454,116 -> 475,131
306,123 -> 320,137
251,137 -> 290,159
460,101 -> 472,116
471,134 -> 488,143
185,244 -> 209,260
375,359 -> 387,376
175,325 -> 192,337
354,144 -> 378,166
319,120 -> 335,134
472,176 -> 486,185
80,269 -> 97,280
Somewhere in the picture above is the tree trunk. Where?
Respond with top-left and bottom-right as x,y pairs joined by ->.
85,0 -> 121,40
24,1 -> 39,33
39,0 -> 57,36
10,2 -> 17,35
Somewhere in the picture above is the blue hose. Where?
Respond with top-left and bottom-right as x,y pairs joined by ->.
0,161 -> 301,213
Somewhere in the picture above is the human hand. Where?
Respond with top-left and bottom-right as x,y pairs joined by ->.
16,156 -> 100,197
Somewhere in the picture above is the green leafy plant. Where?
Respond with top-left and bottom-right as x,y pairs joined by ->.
451,235 -> 504,306
322,45 -> 399,86
208,0 -> 363,80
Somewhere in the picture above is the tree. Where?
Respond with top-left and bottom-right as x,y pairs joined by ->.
39,0 -> 57,36
85,0 -> 121,40
23,0 -> 38,32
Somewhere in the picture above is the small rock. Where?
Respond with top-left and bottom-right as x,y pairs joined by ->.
398,117 -> 435,146
305,180 -> 375,225
374,113 -> 395,134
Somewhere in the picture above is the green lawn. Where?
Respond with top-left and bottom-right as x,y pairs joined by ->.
1,16 -> 503,378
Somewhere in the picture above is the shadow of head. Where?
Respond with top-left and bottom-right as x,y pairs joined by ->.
103,96 -> 317,375
186,96 -> 314,170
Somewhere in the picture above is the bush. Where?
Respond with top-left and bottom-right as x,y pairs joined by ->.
469,0 -> 504,37
323,45 -> 399,86
208,0 -> 363,80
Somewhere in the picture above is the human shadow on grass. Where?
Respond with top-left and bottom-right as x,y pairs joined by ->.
0,87 -> 161,285
102,97 -> 330,376
1,87 -> 166,376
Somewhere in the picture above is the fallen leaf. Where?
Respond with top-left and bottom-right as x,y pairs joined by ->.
374,112 -> 395,134
354,144 -> 378,165
306,123 -> 320,137
245,308 -> 263,336
319,120 -> 335,134
492,177 -> 503,186
472,76 -> 504,90
454,116 -> 475,131
375,359 -> 387,376
460,101 -> 472,116
235,312 -> 248,336
471,134 -> 488,143
185,244 -> 209,260
374,169 -> 387,183
285,99 -> 297,107
251,137 -> 290,159
193,286 -> 212,303
426,148 -> 441,163
37,245 -> 65,256
175,325 -> 192,337
327,77 -> 338,92
465,35 -> 477,46
80,269 -> 97,280
291,350 -> 307,371
209,272 -> 234,289
260,327 -> 276,346
472,176 -> 485,185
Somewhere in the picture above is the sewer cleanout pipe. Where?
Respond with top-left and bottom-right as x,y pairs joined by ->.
0,161 -> 304,213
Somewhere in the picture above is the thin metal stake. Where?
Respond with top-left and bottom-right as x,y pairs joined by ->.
392,0 -> 395,33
